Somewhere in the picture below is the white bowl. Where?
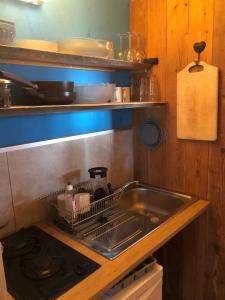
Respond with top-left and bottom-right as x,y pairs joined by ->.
15,39 -> 58,52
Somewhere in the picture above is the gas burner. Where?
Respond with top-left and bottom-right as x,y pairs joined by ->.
21,254 -> 61,280
2,226 -> 100,300
3,233 -> 39,258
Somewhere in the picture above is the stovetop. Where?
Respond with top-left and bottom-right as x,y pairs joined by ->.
2,226 -> 100,300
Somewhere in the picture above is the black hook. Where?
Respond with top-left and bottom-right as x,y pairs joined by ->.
193,41 -> 206,65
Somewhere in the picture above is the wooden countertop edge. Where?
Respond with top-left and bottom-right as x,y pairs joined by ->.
6,199 -> 209,300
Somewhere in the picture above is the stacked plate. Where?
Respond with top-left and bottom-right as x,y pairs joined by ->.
14,37 -> 115,59
58,38 -> 114,59
15,39 -> 58,52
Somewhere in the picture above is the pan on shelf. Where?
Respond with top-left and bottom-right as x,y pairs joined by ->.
139,118 -> 167,150
0,70 -> 76,105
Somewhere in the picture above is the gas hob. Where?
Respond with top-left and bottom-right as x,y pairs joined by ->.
2,226 -> 100,300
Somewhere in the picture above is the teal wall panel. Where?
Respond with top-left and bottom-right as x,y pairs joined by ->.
0,0 -> 130,47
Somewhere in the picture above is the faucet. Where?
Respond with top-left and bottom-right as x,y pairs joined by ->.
119,180 -> 139,192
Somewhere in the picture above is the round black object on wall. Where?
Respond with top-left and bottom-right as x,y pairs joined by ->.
139,118 -> 167,150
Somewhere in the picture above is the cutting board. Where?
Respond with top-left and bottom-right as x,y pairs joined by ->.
177,61 -> 218,141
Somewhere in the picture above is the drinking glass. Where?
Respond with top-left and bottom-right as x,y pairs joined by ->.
124,32 -> 136,62
134,34 -> 146,63
117,33 -> 125,60
148,75 -> 160,101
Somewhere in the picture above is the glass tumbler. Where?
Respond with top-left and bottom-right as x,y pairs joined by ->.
124,32 -> 136,62
148,75 -> 160,101
134,34 -> 146,63
116,33 -> 125,60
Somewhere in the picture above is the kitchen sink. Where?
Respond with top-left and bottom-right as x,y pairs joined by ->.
75,182 -> 197,260
117,183 -> 196,218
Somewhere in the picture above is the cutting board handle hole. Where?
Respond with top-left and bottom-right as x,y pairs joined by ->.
188,64 -> 204,73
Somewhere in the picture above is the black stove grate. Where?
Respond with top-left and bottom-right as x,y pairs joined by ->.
2,226 -> 100,300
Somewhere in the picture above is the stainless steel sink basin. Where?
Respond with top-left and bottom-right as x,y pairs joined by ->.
118,183 -> 196,219
76,182 -> 197,260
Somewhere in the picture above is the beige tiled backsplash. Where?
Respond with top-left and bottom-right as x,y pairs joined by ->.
0,153 -> 16,237
0,129 -> 133,237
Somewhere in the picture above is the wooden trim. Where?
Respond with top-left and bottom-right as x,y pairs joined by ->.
0,102 -> 168,117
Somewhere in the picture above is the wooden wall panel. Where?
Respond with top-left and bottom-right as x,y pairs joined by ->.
133,109 -> 149,182
182,0 -> 213,199
181,212 -> 208,300
130,0 -> 149,183
164,0 -> 188,192
146,0 -> 167,187
206,0 -> 225,299
131,0 -> 225,299
147,0 -> 167,100
130,0 -> 148,51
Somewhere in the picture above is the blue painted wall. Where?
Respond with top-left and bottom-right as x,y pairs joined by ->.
0,64 -> 131,148
0,65 -> 130,86
0,0 -> 131,148
0,110 -> 132,148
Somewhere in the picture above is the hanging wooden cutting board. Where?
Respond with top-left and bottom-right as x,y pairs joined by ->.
177,61 -> 219,141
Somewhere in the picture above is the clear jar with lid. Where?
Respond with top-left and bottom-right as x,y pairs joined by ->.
0,79 -> 11,107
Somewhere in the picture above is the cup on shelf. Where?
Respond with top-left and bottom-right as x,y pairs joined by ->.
116,33 -> 125,60
130,71 -> 160,102
114,87 -> 123,102
122,87 -> 130,102
113,86 -> 130,102
134,33 -> 146,63
116,32 -> 146,62
124,32 -> 136,62
148,75 -> 160,101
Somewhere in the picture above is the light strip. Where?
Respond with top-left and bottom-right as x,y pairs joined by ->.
0,130 -> 115,153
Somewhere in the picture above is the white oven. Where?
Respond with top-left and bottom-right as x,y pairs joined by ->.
103,263 -> 163,300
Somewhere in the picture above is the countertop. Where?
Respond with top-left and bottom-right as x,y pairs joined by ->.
7,199 -> 209,300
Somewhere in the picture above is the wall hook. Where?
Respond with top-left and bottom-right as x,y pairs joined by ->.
193,41 -> 206,65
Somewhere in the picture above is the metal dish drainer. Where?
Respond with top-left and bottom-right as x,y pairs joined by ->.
40,180 -> 138,233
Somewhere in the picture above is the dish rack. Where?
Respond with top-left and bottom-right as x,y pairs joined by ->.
40,180 -> 138,233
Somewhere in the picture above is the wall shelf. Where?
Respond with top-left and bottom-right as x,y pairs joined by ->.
0,45 -> 157,71
0,102 -> 167,117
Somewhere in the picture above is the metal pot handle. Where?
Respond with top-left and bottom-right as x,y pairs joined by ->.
0,70 -> 37,89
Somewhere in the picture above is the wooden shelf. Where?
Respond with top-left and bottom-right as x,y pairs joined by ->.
0,45 -> 156,71
0,102 -> 167,117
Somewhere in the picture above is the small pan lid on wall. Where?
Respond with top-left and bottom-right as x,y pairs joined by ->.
139,118 -> 167,150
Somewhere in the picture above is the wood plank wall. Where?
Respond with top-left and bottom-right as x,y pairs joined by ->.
131,0 -> 225,299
